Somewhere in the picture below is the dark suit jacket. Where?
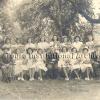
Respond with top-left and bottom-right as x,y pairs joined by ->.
91,51 -> 100,64
1,53 -> 13,66
46,51 -> 59,64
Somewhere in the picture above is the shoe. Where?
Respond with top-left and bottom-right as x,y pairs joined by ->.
85,77 -> 90,80
21,78 -> 25,81
90,78 -> 93,80
65,78 -> 69,81
31,78 -> 34,81
75,77 -> 80,80
18,77 -> 21,81
38,77 -> 43,81
29,78 -> 34,81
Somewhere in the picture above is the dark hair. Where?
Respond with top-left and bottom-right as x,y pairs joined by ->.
62,46 -> 68,52
74,36 -> 81,41
52,35 -> 59,41
71,47 -> 77,52
22,54 -> 26,59
83,48 -> 88,51
37,48 -> 43,53
13,48 -> 21,54
26,48 -> 33,54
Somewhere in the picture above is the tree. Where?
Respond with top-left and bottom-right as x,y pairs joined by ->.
0,0 -> 100,40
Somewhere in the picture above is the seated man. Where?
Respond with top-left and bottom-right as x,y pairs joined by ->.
46,47 -> 59,79
0,47 -> 14,82
91,45 -> 100,79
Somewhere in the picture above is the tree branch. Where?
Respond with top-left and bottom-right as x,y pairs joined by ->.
78,10 -> 100,24
67,0 -> 100,24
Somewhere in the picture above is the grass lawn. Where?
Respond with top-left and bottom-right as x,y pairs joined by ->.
0,80 -> 100,100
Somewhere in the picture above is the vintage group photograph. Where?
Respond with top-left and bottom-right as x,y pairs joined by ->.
0,0 -> 100,100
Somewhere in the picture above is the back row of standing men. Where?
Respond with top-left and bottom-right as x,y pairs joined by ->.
0,34 -> 100,82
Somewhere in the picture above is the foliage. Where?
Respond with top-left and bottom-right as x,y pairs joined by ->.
0,0 -> 99,41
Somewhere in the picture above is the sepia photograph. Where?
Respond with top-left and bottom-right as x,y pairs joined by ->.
0,0 -> 100,100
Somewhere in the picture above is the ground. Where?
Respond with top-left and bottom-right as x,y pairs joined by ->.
0,79 -> 100,100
